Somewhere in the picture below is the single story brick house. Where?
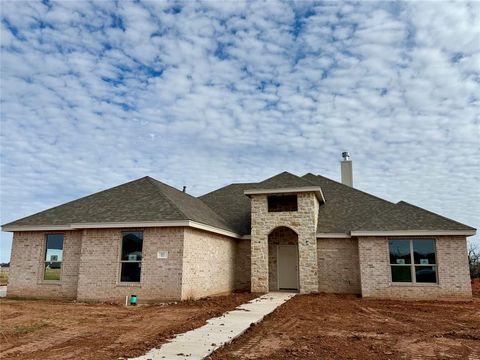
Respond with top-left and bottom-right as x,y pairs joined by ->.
2,156 -> 476,302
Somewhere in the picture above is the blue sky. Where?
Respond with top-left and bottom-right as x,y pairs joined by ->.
1,1 -> 479,262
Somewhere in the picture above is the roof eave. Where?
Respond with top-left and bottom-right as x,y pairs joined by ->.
2,220 -> 243,239
350,229 -> 476,237
244,186 -> 325,203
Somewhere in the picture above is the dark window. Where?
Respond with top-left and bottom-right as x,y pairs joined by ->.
389,239 -> 437,284
267,195 -> 298,212
44,234 -> 64,281
391,265 -> 412,282
120,231 -> 143,282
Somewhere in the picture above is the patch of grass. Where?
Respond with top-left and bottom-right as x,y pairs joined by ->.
44,268 -> 61,281
10,321 -> 49,336
0,271 -> 8,285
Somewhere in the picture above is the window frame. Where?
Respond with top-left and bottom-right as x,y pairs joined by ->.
42,233 -> 65,283
118,230 -> 144,284
388,238 -> 438,285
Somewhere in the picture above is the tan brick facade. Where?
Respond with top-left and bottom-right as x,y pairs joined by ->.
8,231 -> 82,299
358,236 -> 472,299
9,227 -> 239,302
7,229 -> 472,301
235,239 -> 251,291
182,228 -> 236,300
77,227 -> 185,302
250,192 -> 319,293
317,238 -> 361,294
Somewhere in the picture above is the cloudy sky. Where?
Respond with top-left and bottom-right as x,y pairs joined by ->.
1,1 -> 479,262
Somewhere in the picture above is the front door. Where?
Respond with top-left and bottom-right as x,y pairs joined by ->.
277,245 -> 298,290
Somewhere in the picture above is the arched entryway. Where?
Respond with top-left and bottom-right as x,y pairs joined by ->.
268,227 -> 299,291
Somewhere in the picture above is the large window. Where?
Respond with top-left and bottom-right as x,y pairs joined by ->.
120,231 -> 143,282
44,234 -> 64,281
268,195 -> 298,212
389,239 -> 437,284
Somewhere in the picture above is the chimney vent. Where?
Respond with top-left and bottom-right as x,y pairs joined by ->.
182,186 -> 187,193
340,152 -> 353,187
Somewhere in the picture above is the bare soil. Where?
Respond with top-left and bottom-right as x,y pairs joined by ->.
472,278 -> 480,297
0,293 -> 255,360
210,292 -> 480,360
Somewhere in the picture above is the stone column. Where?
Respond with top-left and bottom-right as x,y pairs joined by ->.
250,233 -> 269,292
298,232 -> 318,293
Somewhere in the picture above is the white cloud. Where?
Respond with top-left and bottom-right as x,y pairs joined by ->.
1,0 -> 479,261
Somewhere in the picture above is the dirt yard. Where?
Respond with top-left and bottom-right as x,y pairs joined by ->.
0,293 -> 255,360
472,277 -> 480,297
210,288 -> 480,359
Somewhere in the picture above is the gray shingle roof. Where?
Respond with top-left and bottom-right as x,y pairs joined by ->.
252,171 -> 316,189
199,183 -> 255,235
201,172 -> 474,235
354,201 -> 476,231
4,172 -> 475,236
302,173 -> 397,233
3,177 -> 235,233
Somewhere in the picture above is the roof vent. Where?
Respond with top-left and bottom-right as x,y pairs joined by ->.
182,186 -> 187,193
342,151 -> 350,161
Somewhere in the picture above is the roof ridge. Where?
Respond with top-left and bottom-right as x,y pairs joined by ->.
303,173 -> 395,205
147,177 -> 235,230
144,177 -> 189,220
199,182 -> 255,198
397,201 -> 476,230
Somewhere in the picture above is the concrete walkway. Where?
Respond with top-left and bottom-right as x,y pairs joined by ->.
130,292 -> 295,360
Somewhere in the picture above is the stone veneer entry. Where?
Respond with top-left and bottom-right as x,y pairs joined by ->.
251,192 -> 319,293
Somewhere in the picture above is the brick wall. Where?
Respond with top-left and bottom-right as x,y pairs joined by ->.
235,239 -> 251,291
358,236 -> 472,299
8,231 -> 82,299
317,238 -> 361,294
77,227 -> 184,302
181,228 -> 236,300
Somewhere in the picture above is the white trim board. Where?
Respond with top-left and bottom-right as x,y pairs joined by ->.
350,230 -> 476,237
3,224 -> 475,240
244,186 -> 325,203
2,220 -> 242,239
316,233 -> 351,238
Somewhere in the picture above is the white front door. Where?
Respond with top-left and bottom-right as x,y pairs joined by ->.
277,245 -> 298,290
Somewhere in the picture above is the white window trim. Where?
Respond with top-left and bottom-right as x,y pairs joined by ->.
388,238 -> 438,285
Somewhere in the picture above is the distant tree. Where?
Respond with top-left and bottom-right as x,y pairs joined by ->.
468,243 -> 480,279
